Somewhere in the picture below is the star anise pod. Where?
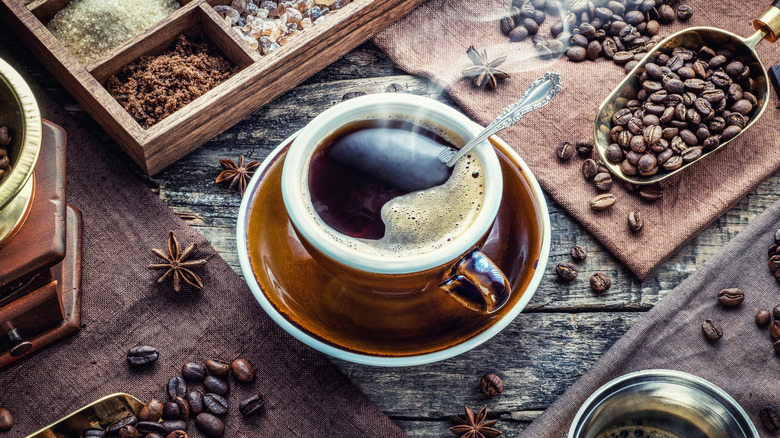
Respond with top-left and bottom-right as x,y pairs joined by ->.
462,45 -> 510,90
450,405 -> 501,438
148,231 -> 207,292
216,155 -> 260,196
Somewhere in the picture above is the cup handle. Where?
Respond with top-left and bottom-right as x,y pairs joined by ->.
439,247 -> 510,315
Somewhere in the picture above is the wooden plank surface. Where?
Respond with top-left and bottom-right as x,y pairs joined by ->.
2,29 -> 780,437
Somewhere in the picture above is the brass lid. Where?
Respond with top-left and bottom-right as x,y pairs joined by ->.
0,57 -> 41,212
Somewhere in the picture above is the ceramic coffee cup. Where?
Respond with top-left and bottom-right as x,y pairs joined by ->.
281,94 -> 509,314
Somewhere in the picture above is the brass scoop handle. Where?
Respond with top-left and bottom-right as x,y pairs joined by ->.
753,2 -> 780,43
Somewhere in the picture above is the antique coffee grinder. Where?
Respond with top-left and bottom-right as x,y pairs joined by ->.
0,57 -> 82,369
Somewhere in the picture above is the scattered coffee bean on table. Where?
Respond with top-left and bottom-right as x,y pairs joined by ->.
385,83 -> 405,93
139,399 -> 164,422
0,408 -> 12,432
774,305 -> 780,319
717,288 -> 744,307
701,319 -> 723,340
127,345 -> 159,366
756,310 -> 771,327
590,193 -> 616,211
576,138 -> 594,156
203,375 -> 229,396
760,406 -> 780,431
195,413 -> 225,437
205,359 -> 231,376
480,373 -> 504,396
186,391 -> 204,416
166,431 -> 188,438
106,415 -> 138,434
556,262 -> 578,280
118,425 -> 139,438
570,245 -> 587,261
231,358 -> 256,383
590,273 -> 611,292
162,420 -> 187,434
167,376 -> 187,398
239,394 -> 265,416
204,393 -> 229,416
627,210 -> 643,232
137,421 -> 166,435
556,141 -> 574,160
181,362 -> 207,381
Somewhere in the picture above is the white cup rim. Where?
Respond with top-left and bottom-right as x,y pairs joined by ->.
280,94 -> 503,274
237,131 -> 551,366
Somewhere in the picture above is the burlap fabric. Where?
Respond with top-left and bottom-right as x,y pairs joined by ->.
0,75 -> 408,437
374,0 -> 780,278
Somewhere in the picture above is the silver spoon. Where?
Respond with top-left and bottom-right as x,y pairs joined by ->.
440,71 -> 562,166
328,72 -> 562,192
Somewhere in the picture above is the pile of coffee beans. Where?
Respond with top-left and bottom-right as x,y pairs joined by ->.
499,0 -> 693,68
0,126 -> 11,183
768,228 -> 780,280
607,44 -> 757,179
111,347 -> 265,437
555,244 -> 612,292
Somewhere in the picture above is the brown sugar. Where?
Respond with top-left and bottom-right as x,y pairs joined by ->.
105,35 -> 238,129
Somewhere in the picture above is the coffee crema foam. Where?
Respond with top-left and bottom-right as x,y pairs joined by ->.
303,117 -> 486,259
595,425 -> 683,438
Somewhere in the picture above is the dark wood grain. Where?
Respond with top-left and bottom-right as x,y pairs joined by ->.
2,28 -> 780,436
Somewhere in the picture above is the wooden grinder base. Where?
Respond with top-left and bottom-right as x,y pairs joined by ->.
0,121 -> 82,369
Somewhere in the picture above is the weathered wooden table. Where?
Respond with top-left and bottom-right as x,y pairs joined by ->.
2,29 -> 778,437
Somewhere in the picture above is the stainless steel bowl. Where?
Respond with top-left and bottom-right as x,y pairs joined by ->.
568,369 -> 758,438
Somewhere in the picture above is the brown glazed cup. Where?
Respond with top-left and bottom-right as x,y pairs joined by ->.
281,94 -> 509,314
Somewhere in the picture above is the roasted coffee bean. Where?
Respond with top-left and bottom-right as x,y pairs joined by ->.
107,415 -> 138,434
661,154 -> 682,171
231,358 -> 256,383
720,125 -> 742,142
590,273 -> 611,292
204,393 -> 229,416
593,172 -> 613,191
770,244 -> 779,257
731,99 -> 753,115
162,420 -> 187,434
769,255 -> 780,273
717,288 -> 744,307
203,376 -> 229,395
523,17 -> 539,35
163,401 -> 181,421
500,16 -> 515,35
0,408 -> 12,432
186,391 -> 204,416
147,434 -> 164,438
342,91 -> 366,101
137,421 -> 167,435
570,245 -> 587,261
84,429 -> 106,437
576,138 -> 594,155
638,185 -> 663,201
556,262 -> 578,280
167,376 -> 187,398
509,25 -> 530,42
139,399 -> 164,422
182,363 -> 207,381
701,319 -> 723,340
637,154 -> 658,175
556,141 -> 574,160
675,4 -> 693,20
166,432 -> 188,438
127,346 -> 159,366
118,426 -> 139,438
771,320 -> 780,340
239,394 -> 266,416
590,193 -> 616,211
612,51 -> 634,64
680,147 -> 702,163
582,159 -> 599,179
774,305 -> 780,320
195,413 -> 225,437
756,310 -> 771,327
479,373 -> 504,396
587,40 -> 601,60
606,144 -> 623,163
628,210 -> 643,232
760,406 -> 780,431
205,359 -> 231,376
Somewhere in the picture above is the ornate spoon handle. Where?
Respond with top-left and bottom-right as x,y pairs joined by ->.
442,72 -> 562,167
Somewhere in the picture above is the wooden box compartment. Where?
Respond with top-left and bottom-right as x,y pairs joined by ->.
0,0 -> 427,174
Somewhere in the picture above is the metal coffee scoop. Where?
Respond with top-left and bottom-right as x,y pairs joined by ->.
330,72 -> 562,192
25,393 -> 143,437
594,2 -> 780,185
